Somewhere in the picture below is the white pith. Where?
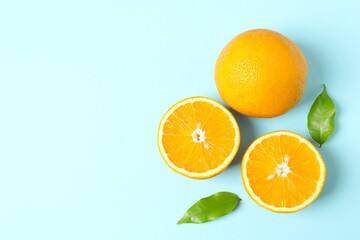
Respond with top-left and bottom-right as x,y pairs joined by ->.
275,155 -> 291,177
192,124 -> 206,143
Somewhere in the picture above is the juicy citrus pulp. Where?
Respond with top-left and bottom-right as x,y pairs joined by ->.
241,131 -> 326,212
158,97 -> 240,179
215,29 -> 307,118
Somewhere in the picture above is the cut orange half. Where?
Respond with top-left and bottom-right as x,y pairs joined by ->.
241,131 -> 326,213
158,96 -> 240,179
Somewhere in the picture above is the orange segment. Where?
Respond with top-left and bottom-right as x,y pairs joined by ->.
241,131 -> 326,212
158,96 -> 240,179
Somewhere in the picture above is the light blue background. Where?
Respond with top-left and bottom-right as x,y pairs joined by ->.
1,0 -> 359,239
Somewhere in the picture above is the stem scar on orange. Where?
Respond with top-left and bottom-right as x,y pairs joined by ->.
157,97 -> 240,179
241,131 -> 326,213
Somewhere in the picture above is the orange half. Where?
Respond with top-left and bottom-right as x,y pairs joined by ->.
241,131 -> 326,212
158,96 -> 240,179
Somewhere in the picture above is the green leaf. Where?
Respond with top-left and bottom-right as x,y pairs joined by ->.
307,84 -> 336,147
177,192 -> 240,224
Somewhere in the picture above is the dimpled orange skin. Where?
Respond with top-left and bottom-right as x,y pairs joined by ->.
215,29 -> 307,118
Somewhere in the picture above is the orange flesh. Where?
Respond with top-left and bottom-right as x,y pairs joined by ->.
161,101 -> 237,173
246,135 -> 321,208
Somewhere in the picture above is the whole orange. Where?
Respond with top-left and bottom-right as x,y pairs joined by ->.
215,29 -> 307,118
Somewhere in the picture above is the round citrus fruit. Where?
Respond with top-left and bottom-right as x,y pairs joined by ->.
215,29 -> 307,118
157,96 -> 240,179
241,131 -> 326,213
